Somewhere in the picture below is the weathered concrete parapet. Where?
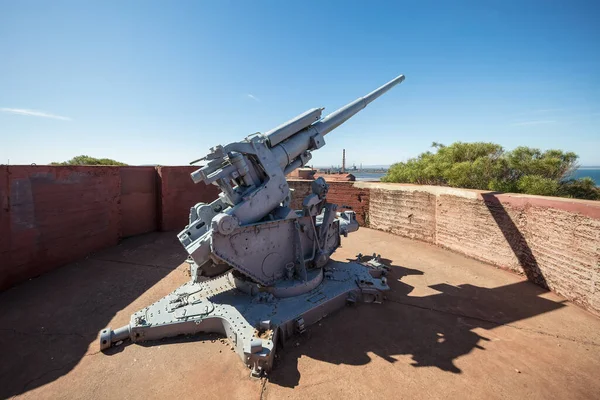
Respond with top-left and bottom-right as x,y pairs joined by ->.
353,182 -> 447,243
355,182 -> 600,316
353,181 -> 486,199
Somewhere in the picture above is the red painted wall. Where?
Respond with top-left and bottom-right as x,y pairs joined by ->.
0,165 -> 221,291
0,167 -> 9,270
157,166 -> 220,231
120,167 -> 157,237
0,166 -> 121,290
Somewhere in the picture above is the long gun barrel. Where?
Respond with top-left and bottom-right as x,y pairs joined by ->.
271,74 -> 405,169
317,74 -> 405,136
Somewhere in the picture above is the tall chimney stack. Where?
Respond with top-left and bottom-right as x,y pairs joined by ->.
342,149 -> 346,173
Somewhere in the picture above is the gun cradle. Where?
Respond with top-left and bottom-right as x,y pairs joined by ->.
99,74 -> 404,377
212,215 -> 341,286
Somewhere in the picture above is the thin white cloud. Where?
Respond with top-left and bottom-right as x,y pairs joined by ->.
531,108 -> 563,113
511,120 -> 555,126
246,94 -> 260,102
512,108 -> 564,117
0,107 -> 72,121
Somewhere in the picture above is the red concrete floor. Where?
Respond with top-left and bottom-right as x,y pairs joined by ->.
1,228 -> 599,399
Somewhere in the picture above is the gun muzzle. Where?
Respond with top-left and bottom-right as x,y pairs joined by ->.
316,74 -> 405,136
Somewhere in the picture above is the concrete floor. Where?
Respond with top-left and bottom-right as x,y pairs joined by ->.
1,228 -> 599,400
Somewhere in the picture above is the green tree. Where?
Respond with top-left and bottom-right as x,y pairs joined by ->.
506,147 -> 578,180
382,142 -> 599,200
51,155 -> 128,166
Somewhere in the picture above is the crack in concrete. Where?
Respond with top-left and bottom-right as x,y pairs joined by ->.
7,337 -> 102,398
14,361 -> 73,398
259,377 -> 268,400
386,298 -> 600,347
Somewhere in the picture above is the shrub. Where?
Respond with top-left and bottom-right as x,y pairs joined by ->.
50,155 -> 128,166
516,175 -> 560,196
560,177 -> 600,200
382,142 -> 597,200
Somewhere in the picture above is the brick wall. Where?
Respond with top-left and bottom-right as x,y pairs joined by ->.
288,180 -> 370,225
288,180 -> 313,210
327,182 -> 370,226
356,182 -> 600,316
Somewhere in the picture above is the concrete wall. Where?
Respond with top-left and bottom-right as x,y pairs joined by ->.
369,186 -> 436,242
2,168 -> 598,316
157,166 -> 220,231
120,167 -> 157,237
0,166 -> 122,290
356,182 -> 600,316
0,165 -> 219,291
0,167 -> 9,275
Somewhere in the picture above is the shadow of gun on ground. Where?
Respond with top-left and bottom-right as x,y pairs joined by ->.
269,193 -> 561,387
0,232 -> 187,399
268,256 -> 564,388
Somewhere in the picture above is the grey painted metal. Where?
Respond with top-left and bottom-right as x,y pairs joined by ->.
317,74 -> 406,136
266,108 -> 323,147
271,74 -> 405,169
99,74 -> 404,376
100,260 -> 389,376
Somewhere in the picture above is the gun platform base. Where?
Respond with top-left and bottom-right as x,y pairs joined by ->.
100,259 -> 388,377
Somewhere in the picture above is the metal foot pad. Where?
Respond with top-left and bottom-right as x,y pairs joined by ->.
99,328 -> 112,350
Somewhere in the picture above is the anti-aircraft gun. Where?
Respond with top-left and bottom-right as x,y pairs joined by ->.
100,74 -> 405,376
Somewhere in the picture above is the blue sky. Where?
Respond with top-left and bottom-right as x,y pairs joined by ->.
1,0 -> 599,167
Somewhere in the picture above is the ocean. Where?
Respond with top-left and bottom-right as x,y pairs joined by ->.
353,172 -> 386,181
353,168 -> 600,185
570,168 -> 600,185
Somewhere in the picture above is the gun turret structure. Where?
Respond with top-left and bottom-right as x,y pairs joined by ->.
100,74 -> 405,376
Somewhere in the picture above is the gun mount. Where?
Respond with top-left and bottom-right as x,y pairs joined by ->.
100,74 -> 405,376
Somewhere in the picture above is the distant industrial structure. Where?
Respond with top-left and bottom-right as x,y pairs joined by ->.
314,149 -> 387,176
